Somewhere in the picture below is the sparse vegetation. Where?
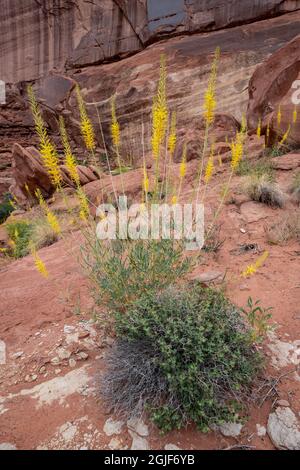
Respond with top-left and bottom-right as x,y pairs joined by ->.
5,214 -> 61,258
203,224 -> 225,253
81,236 -> 193,314
241,297 -> 274,342
102,284 -> 264,433
6,220 -> 33,258
30,216 -> 60,250
266,144 -> 290,158
243,174 -> 285,208
236,158 -> 274,181
265,211 -> 300,244
0,193 -> 14,225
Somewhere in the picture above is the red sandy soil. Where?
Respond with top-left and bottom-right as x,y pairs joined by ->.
0,156 -> 299,450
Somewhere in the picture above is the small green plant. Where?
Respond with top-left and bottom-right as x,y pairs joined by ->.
241,297 -> 273,342
236,158 -> 274,181
102,284 -> 263,433
81,235 -> 192,313
6,220 -> 33,258
5,214 -> 60,259
0,193 -> 14,225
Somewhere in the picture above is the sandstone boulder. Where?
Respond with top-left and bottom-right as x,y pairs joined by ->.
247,34 -> 300,146
9,144 -> 99,206
271,153 -> 300,170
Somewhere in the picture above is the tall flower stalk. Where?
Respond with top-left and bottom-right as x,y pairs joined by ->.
201,144 -> 215,203
59,116 -> 80,187
152,54 -> 168,200
205,119 -> 246,241
35,189 -> 61,235
76,85 -> 97,166
195,47 -> 220,204
110,95 -> 125,195
27,86 -> 62,188
165,111 -> 177,201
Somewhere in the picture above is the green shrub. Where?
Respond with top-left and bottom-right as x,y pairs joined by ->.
6,220 -> 33,258
0,193 -> 14,225
81,236 -> 192,313
102,284 -> 263,433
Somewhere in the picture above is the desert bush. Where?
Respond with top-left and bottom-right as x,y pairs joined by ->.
102,283 -> 264,433
5,215 -> 60,259
265,211 -> 300,244
30,216 -> 60,249
244,174 -> 285,207
0,193 -> 14,225
6,220 -> 33,258
81,235 -> 192,313
289,171 -> 300,203
101,339 -> 171,419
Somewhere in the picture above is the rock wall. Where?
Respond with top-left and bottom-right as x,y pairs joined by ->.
1,1 -> 300,199
67,11 -> 300,157
1,0 -> 300,84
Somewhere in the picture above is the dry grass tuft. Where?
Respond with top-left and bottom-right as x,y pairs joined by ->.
265,211 -> 300,245
244,174 -> 285,208
31,216 -> 60,250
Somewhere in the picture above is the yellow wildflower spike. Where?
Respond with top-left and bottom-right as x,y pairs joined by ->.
27,86 -> 62,188
204,146 -> 214,184
277,105 -> 282,127
279,125 -> 290,146
231,132 -> 244,171
111,95 -> 121,149
35,189 -> 61,234
143,164 -> 149,193
77,188 -> 90,221
25,184 -> 31,196
241,251 -> 269,278
203,47 -> 220,126
256,118 -> 261,138
59,116 -> 80,187
75,85 -> 96,152
266,121 -> 270,145
171,195 -> 178,205
293,106 -> 297,124
46,211 -> 61,235
168,111 -> 177,155
179,144 -> 187,179
151,54 -> 168,160
32,248 -> 49,278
